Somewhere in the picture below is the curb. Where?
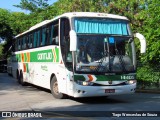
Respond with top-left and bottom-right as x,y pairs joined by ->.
136,89 -> 160,94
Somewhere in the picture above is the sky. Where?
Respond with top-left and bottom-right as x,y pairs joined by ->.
0,0 -> 57,13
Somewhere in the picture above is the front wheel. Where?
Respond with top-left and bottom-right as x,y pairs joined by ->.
50,76 -> 66,99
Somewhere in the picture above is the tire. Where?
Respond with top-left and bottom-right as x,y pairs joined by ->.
19,71 -> 26,86
17,70 -> 21,84
50,76 -> 66,99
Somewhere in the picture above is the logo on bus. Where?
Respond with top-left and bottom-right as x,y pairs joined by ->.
37,52 -> 53,60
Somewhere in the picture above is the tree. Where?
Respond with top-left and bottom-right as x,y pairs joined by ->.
50,0 -> 107,15
0,9 -> 13,39
9,12 -> 31,34
0,9 -> 13,57
139,0 -> 160,64
14,0 -> 50,13
0,44 -> 4,59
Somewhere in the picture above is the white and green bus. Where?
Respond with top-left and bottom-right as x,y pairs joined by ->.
8,12 -> 146,98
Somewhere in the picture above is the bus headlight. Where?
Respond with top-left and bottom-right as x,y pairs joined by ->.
76,80 -> 94,86
127,80 -> 137,85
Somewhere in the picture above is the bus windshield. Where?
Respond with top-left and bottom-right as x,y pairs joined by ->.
74,18 -> 136,74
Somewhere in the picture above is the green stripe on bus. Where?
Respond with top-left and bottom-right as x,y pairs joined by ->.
74,75 -> 86,81
96,75 -> 121,81
74,75 -> 136,81
24,53 -> 27,62
30,49 -> 53,62
55,47 -> 59,62
26,63 -> 29,73
16,48 -> 59,63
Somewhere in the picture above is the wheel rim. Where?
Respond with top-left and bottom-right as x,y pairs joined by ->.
53,81 -> 59,95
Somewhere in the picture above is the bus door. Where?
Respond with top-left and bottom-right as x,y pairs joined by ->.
59,18 -> 73,94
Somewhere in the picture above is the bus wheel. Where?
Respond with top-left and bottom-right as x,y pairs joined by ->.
19,71 -> 26,86
51,76 -> 65,99
17,70 -> 21,84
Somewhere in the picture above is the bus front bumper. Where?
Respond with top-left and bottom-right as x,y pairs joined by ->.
73,83 -> 136,98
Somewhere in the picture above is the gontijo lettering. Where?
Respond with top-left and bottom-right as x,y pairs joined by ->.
37,52 -> 52,60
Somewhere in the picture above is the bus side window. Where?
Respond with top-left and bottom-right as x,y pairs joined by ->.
42,28 -> 46,46
33,31 -> 37,48
46,27 -> 50,45
23,36 -> 26,49
18,39 -> 21,50
26,36 -> 29,49
50,25 -> 54,44
50,21 -> 59,45
21,38 -> 23,50
37,30 -> 41,47
29,34 -> 33,48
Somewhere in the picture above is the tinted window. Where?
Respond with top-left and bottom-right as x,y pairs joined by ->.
50,21 -> 59,45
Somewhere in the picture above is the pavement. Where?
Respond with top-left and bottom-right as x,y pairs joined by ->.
0,73 -> 160,120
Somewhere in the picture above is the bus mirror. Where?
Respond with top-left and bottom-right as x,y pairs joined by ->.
69,30 -> 77,51
134,33 -> 146,53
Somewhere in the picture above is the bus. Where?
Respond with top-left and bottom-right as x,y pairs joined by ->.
8,12 -> 146,99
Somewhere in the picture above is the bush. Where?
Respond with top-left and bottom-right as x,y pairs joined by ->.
137,65 -> 159,82
137,64 -> 160,89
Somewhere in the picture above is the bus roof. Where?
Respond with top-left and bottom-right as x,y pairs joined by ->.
59,12 -> 129,20
15,12 -> 129,38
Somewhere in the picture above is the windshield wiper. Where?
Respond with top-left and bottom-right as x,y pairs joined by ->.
96,37 -> 111,72
114,41 -> 126,73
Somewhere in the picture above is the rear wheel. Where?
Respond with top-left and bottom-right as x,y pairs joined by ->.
50,76 -> 66,99
17,70 -> 20,84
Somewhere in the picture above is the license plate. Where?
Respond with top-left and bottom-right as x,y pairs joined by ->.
105,89 -> 115,93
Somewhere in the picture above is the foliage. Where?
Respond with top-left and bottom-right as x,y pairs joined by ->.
136,0 -> 160,82
9,12 -> 31,34
137,64 -> 159,82
0,9 -> 12,39
0,44 -> 4,59
139,0 -> 160,64
0,9 -> 13,57
13,0 -> 49,12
